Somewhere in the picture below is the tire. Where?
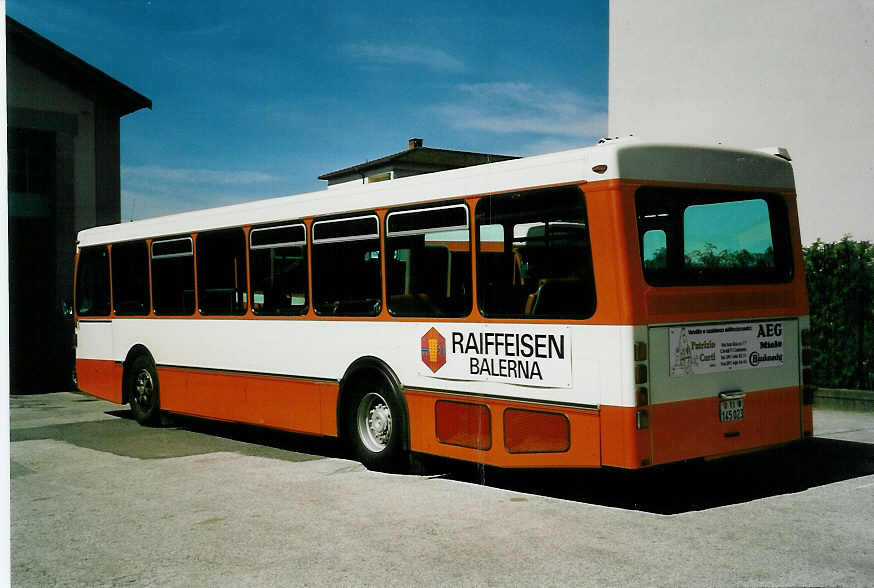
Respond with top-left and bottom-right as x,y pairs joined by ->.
128,354 -> 161,426
345,374 -> 408,472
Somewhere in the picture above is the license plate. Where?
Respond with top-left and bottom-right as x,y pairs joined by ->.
720,398 -> 744,423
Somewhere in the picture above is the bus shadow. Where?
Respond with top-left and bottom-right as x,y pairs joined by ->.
106,409 -> 346,461
106,409 -> 874,514
426,439 -> 874,515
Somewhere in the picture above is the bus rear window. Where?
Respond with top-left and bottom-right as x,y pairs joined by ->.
636,187 -> 793,286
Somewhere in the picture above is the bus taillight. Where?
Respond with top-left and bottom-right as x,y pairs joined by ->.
634,364 -> 647,385
634,341 -> 647,362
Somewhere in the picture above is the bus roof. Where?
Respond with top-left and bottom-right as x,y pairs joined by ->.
78,139 -> 795,246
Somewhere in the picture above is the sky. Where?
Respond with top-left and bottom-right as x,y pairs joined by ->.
7,0 -> 609,221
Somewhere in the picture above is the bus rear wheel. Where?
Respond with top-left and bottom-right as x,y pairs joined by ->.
346,376 -> 408,472
128,355 -> 160,426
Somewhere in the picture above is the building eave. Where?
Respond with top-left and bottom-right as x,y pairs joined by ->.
6,16 -> 152,116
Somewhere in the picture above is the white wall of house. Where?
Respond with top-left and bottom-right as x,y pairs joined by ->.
609,0 -> 874,243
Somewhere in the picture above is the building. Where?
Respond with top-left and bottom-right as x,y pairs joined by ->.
319,138 -> 518,188
608,0 -> 874,243
7,17 -> 151,393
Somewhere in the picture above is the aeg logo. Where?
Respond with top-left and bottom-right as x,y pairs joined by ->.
757,323 -> 783,337
420,327 -> 446,373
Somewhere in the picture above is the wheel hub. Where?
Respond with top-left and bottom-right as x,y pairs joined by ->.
134,369 -> 153,407
368,404 -> 391,442
357,392 -> 392,453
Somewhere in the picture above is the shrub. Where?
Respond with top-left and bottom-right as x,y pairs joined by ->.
803,237 -> 874,390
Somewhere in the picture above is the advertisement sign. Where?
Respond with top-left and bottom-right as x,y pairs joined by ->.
419,325 -> 572,388
669,320 -> 785,376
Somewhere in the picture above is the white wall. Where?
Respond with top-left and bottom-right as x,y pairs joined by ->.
609,0 -> 874,243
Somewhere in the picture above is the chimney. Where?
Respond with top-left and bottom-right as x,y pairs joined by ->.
408,137 -> 423,150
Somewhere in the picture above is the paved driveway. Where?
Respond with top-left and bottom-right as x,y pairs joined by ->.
11,393 -> 874,586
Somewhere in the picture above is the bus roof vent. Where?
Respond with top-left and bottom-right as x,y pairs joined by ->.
756,146 -> 792,161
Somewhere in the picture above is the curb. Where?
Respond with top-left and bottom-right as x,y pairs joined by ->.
814,388 -> 874,412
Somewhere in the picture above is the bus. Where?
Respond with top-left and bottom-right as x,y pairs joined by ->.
74,138 -> 813,472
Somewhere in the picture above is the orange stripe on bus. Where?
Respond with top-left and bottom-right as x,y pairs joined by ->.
156,367 -> 338,437
599,405 -> 651,468
76,358 -> 123,403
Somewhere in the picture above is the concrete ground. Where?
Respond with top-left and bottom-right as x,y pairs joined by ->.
10,393 -> 874,587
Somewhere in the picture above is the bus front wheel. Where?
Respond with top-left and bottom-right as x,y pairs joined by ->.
346,376 -> 408,472
128,355 -> 161,426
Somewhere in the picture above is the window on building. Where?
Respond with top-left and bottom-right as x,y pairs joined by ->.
366,172 -> 392,183
250,223 -> 308,316
76,246 -> 111,316
111,240 -> 150,316
151,236 -> 195,315
475,186 -> 596,319
311,214 -> 381,316
197,229 -> 247,315
385,202 -> 472,317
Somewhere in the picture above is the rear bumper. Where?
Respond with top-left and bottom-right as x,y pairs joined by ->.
649,386 -> 804,465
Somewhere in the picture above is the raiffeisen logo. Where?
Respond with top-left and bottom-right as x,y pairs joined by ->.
421,327 -> 446,373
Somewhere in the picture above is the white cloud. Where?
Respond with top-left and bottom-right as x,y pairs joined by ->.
433,82 -> 606,140
341,42 -> 466,72
120,165 -> 284,220
123,166 -> 280,186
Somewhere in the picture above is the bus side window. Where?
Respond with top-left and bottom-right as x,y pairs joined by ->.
385,202 -> 471,318
475,186 -> 596,320
111,240 -> 150,316
76,246 -> 111,316
477,223 -> 513,314
312,214 -> 381,317
151,237 -> 195,316
197,228 -> 247,316
249,223 -> 308,316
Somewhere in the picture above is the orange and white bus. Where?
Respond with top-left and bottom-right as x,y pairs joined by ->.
74,138 -> 813,471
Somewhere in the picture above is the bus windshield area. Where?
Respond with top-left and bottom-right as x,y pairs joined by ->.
636,187 -> 794,286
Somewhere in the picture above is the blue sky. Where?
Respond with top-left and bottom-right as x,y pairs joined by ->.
8,1 -> 608,220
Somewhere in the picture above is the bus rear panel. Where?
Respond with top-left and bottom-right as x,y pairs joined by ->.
609,182 -> 811,468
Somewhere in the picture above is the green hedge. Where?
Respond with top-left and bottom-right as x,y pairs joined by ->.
803,237 -> 874,390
